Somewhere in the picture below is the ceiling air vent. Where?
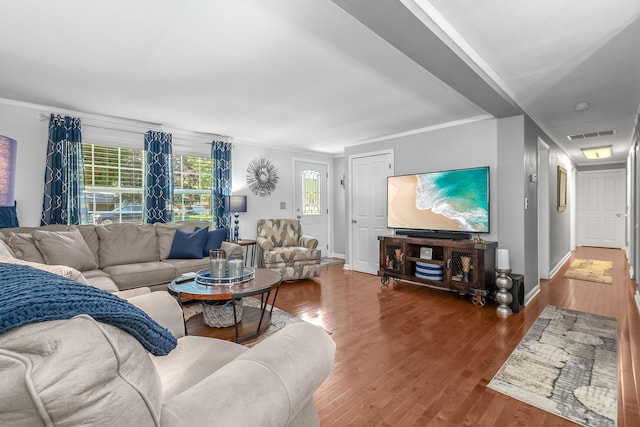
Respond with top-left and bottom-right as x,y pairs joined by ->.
567,129 -> 616,141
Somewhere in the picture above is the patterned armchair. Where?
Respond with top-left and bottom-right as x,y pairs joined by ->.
256,219 -> 321,281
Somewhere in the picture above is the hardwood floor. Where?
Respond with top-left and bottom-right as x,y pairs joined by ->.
270,247 -> 640,426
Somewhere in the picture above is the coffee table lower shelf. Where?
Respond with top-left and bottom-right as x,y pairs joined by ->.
185,306 -> 271,343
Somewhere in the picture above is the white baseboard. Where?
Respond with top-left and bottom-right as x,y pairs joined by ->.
549,251 -> 573,279
525,284 -> 540,307
327,252 -> 345,260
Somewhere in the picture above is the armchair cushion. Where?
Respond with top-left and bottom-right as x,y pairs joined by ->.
263,247 -> 321,264
257,219 -> 301,247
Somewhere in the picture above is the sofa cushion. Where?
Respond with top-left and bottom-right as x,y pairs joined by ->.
155,222 -> 181,260
202,227 -> 228,257
162,258 -> 209,276
32,228 -> 98,271
97,224 -> 159,267
5,233 -> 45,263
0,238 -> 15,258
0,316 -> 163,426
0,256 -> 89,285
168,228 -> 209,259
76,225 -> 100,262
151,335 -> 247,400
81,269 -> 120,292
102,261 -> 177,290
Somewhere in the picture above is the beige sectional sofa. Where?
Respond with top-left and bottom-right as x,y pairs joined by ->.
0,259 -> 336,426
0,221 -> 242,293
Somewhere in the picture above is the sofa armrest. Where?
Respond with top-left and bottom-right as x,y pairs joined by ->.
127,291 -> 186,339
221,240 -> 244,258
299,235 -> 318,249
256,236 -> 274,251
160,322 -> 335,426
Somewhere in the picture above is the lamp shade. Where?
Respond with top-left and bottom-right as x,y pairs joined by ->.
224,195 -> 247,213
0,135 -> 17,206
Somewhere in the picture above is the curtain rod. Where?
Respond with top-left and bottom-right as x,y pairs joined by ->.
39,113 -> 232,142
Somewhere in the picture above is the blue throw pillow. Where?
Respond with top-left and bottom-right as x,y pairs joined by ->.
168,227 -> 209,259
0,205 -> 19,228
203,227 -> 229,257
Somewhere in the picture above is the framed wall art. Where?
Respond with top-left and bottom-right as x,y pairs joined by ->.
557,166 -> 567,211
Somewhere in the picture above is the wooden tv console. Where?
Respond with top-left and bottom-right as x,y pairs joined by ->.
378,235 -> 497,306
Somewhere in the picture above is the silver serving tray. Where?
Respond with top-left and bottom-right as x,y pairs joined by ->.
195,267 -> 255,285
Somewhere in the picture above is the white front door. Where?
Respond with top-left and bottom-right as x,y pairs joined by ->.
577,169 -> 626,248
350,151 -> 393,274
294,160 -> 329,256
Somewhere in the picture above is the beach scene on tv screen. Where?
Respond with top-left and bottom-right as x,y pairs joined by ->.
388,168 -> 489,232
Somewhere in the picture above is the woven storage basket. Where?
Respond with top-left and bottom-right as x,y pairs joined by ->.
202,299 -> 243,328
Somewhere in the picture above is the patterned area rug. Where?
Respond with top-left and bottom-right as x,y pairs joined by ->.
182,298 -> 306,347
488,305 -> 618,427
563,259 -> 613,284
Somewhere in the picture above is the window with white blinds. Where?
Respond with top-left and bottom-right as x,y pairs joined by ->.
173,155 -> 213,222
83,144 -> 213,224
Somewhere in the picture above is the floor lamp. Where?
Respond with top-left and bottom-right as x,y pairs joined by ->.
224,195 -> 248,242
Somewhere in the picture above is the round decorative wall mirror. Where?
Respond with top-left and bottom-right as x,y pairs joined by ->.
246,157 -> 279,197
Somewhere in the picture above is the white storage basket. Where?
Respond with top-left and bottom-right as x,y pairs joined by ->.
202,299 -> 243,328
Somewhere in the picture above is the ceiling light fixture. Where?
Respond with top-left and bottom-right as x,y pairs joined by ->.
574,102 -> 591,112
581,145 -> 612,160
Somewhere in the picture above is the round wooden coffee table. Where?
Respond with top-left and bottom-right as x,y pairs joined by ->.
168,268 -> 282,343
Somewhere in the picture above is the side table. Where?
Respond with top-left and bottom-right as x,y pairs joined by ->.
235,239 -> 257,267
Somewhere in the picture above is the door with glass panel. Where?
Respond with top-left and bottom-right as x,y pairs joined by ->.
294,160 -> 328,256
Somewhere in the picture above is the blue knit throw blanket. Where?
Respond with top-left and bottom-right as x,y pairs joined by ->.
0,263 -> 177,356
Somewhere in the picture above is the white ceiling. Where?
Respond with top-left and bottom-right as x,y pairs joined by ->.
0,0 -> 638,164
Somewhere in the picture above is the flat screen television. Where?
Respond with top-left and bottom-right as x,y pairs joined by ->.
387,166 -> 490,236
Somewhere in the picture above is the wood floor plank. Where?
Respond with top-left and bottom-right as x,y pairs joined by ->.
205,248 -> 640,426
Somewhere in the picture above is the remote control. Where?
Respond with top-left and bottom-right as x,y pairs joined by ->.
175,272 -> 196,283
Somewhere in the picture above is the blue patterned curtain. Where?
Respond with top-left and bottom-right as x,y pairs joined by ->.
41,115 -> 87,225
211,140 -> 232,230
144,131 -> 173,224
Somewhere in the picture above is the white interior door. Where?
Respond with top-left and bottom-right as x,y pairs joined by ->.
577,169 -> 626,248
294,160 -> 328,256
350,151 -> 393,274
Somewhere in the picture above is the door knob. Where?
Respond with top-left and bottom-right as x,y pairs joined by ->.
617,213 -> 621,217
297,215 -> 301,219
